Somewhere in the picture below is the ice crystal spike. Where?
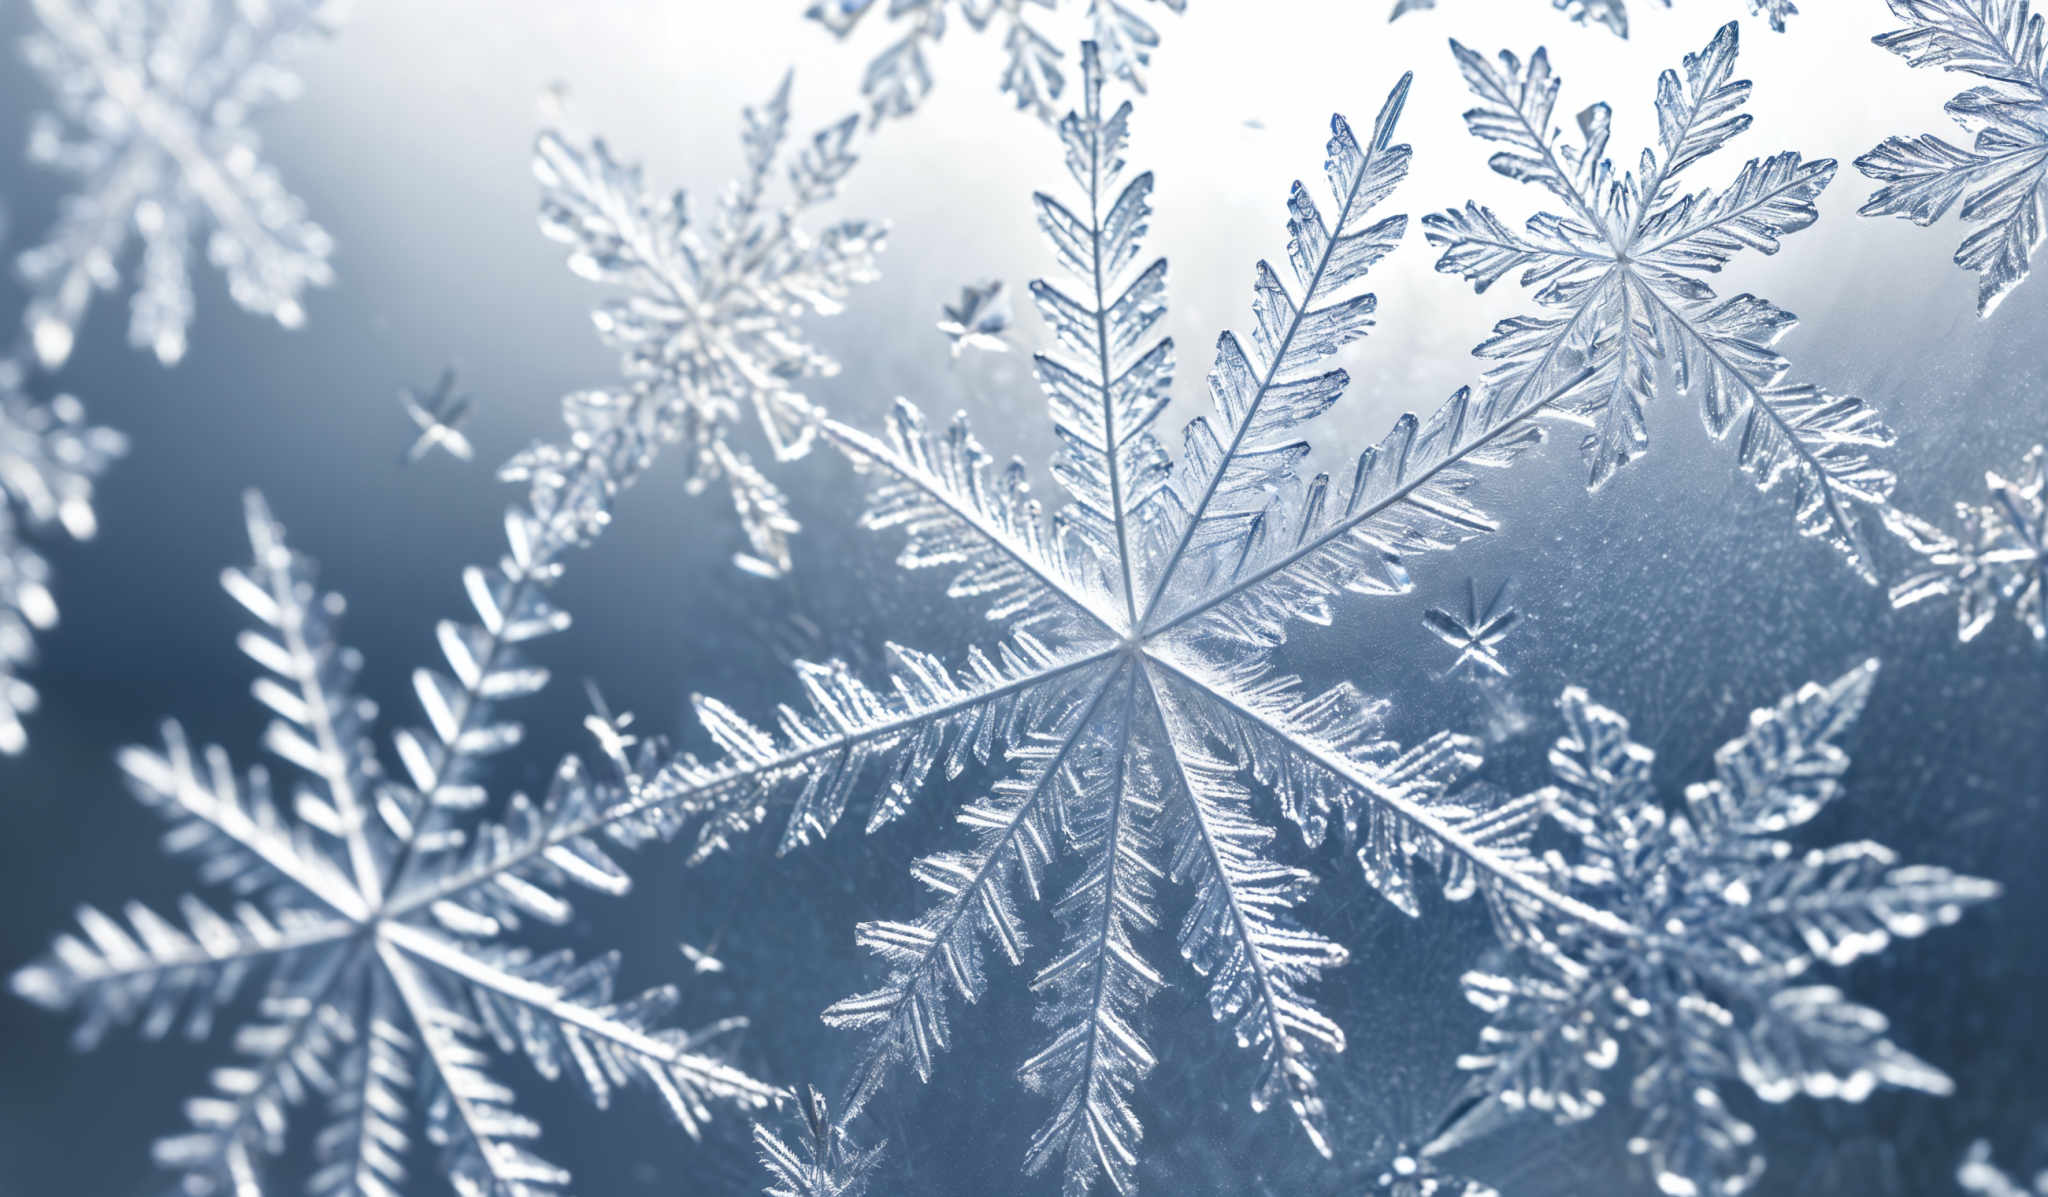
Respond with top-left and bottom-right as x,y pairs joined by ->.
939,278 -> 1015,356
400,369 -> 476,466
807,0 -> 1186,126
531,76 -> 884,575
16,0 -> 341,370
1959,1139 -> 2048,1196
539,46 -> 1670,1194
1449,662 -> 1999,1197
0,380 -> 125,756
1887,445 -> 2047,643
757,1086 -> 886,1197
10,486 -> 783,1192
1857,0 -> 2048,316
1429,24 -> 1899,582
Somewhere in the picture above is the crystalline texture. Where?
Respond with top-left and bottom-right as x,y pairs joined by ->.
16,0 -> 341,368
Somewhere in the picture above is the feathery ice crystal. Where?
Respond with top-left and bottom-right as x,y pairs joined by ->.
1429,23 -> 1898,582
529,73 -> 884,576
16,0 -> 341,369
9,485 -> 784,1193
0,369 -> 125,756
1857,0 -> 2048,317
1447,664 -> 1997,1196
1887,444 -> 2047,643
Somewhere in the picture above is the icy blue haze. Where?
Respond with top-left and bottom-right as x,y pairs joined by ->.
0,2 -> 2041,1196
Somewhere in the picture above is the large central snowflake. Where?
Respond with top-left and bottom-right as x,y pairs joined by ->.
661,45 -> 1628,1195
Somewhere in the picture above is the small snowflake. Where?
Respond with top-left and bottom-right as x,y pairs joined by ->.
11,488 -> 783,1192
1858,0 -> 2048,317
398,369 -> 476,466
1887,444 -> 2046,643
1455,662 -> 1998,1196
938,278 -> 1015,356
1423,579 -> 1517,679
17,0 -> 342,368
0,376 -> 125,755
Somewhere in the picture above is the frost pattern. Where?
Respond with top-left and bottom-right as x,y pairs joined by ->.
1960,1140 -> 2048,1196
806,0 -> 1186,124
0,371 -> 125,755
1388,0 -> 1799,41
1449,663 -> 1998,1197
576,44 -> 1683,1195
16,0 -> 341,369
1887,444 -> 2047,643
1857,0 -> 2048,316
1429,24 -> 1898,581
8,487 -> 784,1193
531,75 -> 884,576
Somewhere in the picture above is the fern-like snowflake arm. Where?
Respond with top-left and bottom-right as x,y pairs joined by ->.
232,490 -> 390,904
1146,652 -> 1627,938
1857,0 -> 2048,315
1144,670 -> 1347,1156
310,971 -> 414,1197
1140,77 -> 1414,623
1032,41 -> 1173,619
20,0 -> 339,368
822,664 -> 1123,1107
1016,679 -> 1163,1196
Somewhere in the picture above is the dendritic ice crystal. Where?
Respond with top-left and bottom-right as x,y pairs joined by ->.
16,0 -> 341,369
0,371 -> 125,755
646,44 -> 1666,1195
1888,444 -> 2047,643
530,74 -> 884,576
1960,1139 -> 2048,1196
806,0 -> 1184,124
1450,664 -> 1997,1197
9,489 -> 784,1193
1857,0 -> 2048,317
1429,23 -> 1898,582
1389,0 -> 1799,42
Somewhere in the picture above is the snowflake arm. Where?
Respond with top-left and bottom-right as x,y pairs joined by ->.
0,385 -> 124,754
1857,0 -> 2048,315
757,1087 -> 886,1197
18,0 -> 340,368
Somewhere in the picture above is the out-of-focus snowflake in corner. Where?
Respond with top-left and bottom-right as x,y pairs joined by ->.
16,0 -> 342,369
806,0 -> 1185,125
9,485 -> 784,1192
1429,24 -> 1898,583
1452,663 -> 1998,1196
528,73 -> 884,576
1857,0 -> 2048,317
1961,1139 -> 2048,1196
1888,444 -> 2047,643
0,369 -> 125,755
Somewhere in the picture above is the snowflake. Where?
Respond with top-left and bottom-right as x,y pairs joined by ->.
806,0 -> 1184,125
399,368 -> 476,466
1388,0 -> 1799,41
16,0 -> 341,370
1887,444 -> 2046,643
530,73 -> 884,577
0,370 -> 125,755
1428,23 -> 1898,582
1857,0 -> 2048,317
620,44 -> 1656,1195
1453,662 -> 1999,1197
1422,578 -> 1517,679
938,278 -> 1016,356
9,485 -> 785,1193
757,1086 -> 886,1197
1961,1139 -> 2048,1196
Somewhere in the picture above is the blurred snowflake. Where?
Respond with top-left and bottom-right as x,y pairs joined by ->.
10,486 -> 784,1192
16,0 -> 342,369
1454,663 -> 1998,1196
530,73 -> 884,576
938,278 -> 1015,356
1857,0 -> 2048,317
0,371 -> 124,755
1887,444 -> 2046,643
807,0 -> 1185,125
1961,1139 -> 2048,1196
1389,0 -> 1799,40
